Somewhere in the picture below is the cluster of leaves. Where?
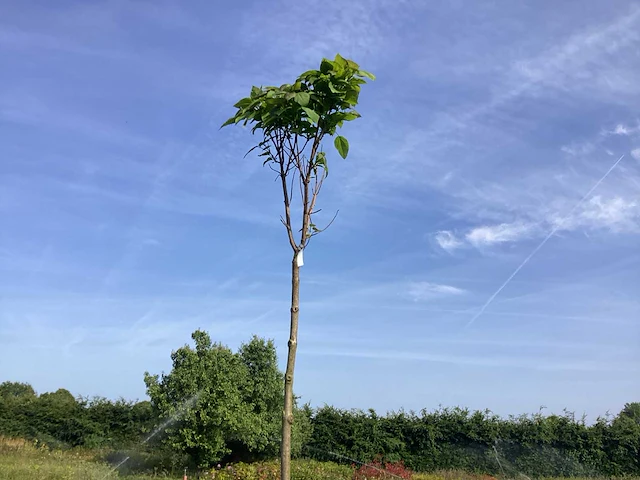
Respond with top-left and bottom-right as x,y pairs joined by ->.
223,54 -> 374,248
144,330 -> 312,468
0,381 -> 154,450
223,53 -> 374,160
306,404 -> 640,477
353,459 -> 413,480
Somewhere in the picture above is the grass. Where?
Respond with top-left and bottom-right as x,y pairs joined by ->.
0,437 -> 171,479
2,437 -> 639,480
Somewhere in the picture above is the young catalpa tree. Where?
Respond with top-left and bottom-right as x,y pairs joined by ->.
223,54 -> 374,480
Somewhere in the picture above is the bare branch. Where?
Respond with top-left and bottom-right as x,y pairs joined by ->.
243,144 -> 261,159
286,134 -> 303,172
300,129 -> 324,247
300,137 -> 311,154
298,161 -> 304,205
265,124 -> 327,250
268,164 -> 279,175
272,130 -> 298,252
311,209 -> 339,236
289,169 -> 296,203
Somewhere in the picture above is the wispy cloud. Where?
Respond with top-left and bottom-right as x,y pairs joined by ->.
509,6 -> 640,100
560,195 -> 639,232
605,122 -> 640,137
434,231 -> 464,252
407,282 -> 466,301
239,0 -> 398,77
302,348 -> 636,373
466,154 -> 627,327
0,91 -> 153,147
561,142 -> 596,157
434,192 -> 639,253
466,222 -> 536,247
0,24 -> 128,58
432,144 -> 640,253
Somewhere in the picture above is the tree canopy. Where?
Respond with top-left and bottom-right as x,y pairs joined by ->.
144,331 -> 307,467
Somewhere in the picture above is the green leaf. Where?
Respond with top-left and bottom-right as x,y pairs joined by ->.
233,97 -> 252,109
221,116 -> 237,128
334,135 -> 349,159
358,69 -> 376,80
250,86 -> 262,97
334,54 -> 348,67
327,82 -> 340,94
294,92 -> 310,106
298,71 -> 317,83
345,89 -> 360,105
346,59 -> 360,70
320,59 -> 334,74
315,151 -> 328,177
302,107 -> 320,125
343,111 -> 361,121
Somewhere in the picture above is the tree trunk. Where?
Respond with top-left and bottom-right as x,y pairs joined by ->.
281,255 -> 300,480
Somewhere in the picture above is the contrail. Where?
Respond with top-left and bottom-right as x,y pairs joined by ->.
466,154 -> 625,328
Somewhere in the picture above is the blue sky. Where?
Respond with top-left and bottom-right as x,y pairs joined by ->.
1,0 -> 639,419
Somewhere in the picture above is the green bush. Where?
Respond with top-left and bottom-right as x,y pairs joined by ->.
307,404 -> 640,477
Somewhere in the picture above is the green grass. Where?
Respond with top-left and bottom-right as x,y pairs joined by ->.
0,437 -> 171,479
2,437 -> 640,480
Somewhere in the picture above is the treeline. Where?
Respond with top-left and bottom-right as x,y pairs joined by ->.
3,381 -> 638,477
1,330 -> 639,477
0,381 -> 154,449
306,404 -> 640,477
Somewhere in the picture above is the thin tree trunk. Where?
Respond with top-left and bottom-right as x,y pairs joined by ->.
281,255 -> 300,480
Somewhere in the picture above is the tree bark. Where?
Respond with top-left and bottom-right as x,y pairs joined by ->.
281,254 -> 300,480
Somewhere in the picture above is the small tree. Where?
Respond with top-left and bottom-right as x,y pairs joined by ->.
144,331 -> 285,467
223,54 -> 374,480
0,381 -> 36,399
618,402 -> 640,425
